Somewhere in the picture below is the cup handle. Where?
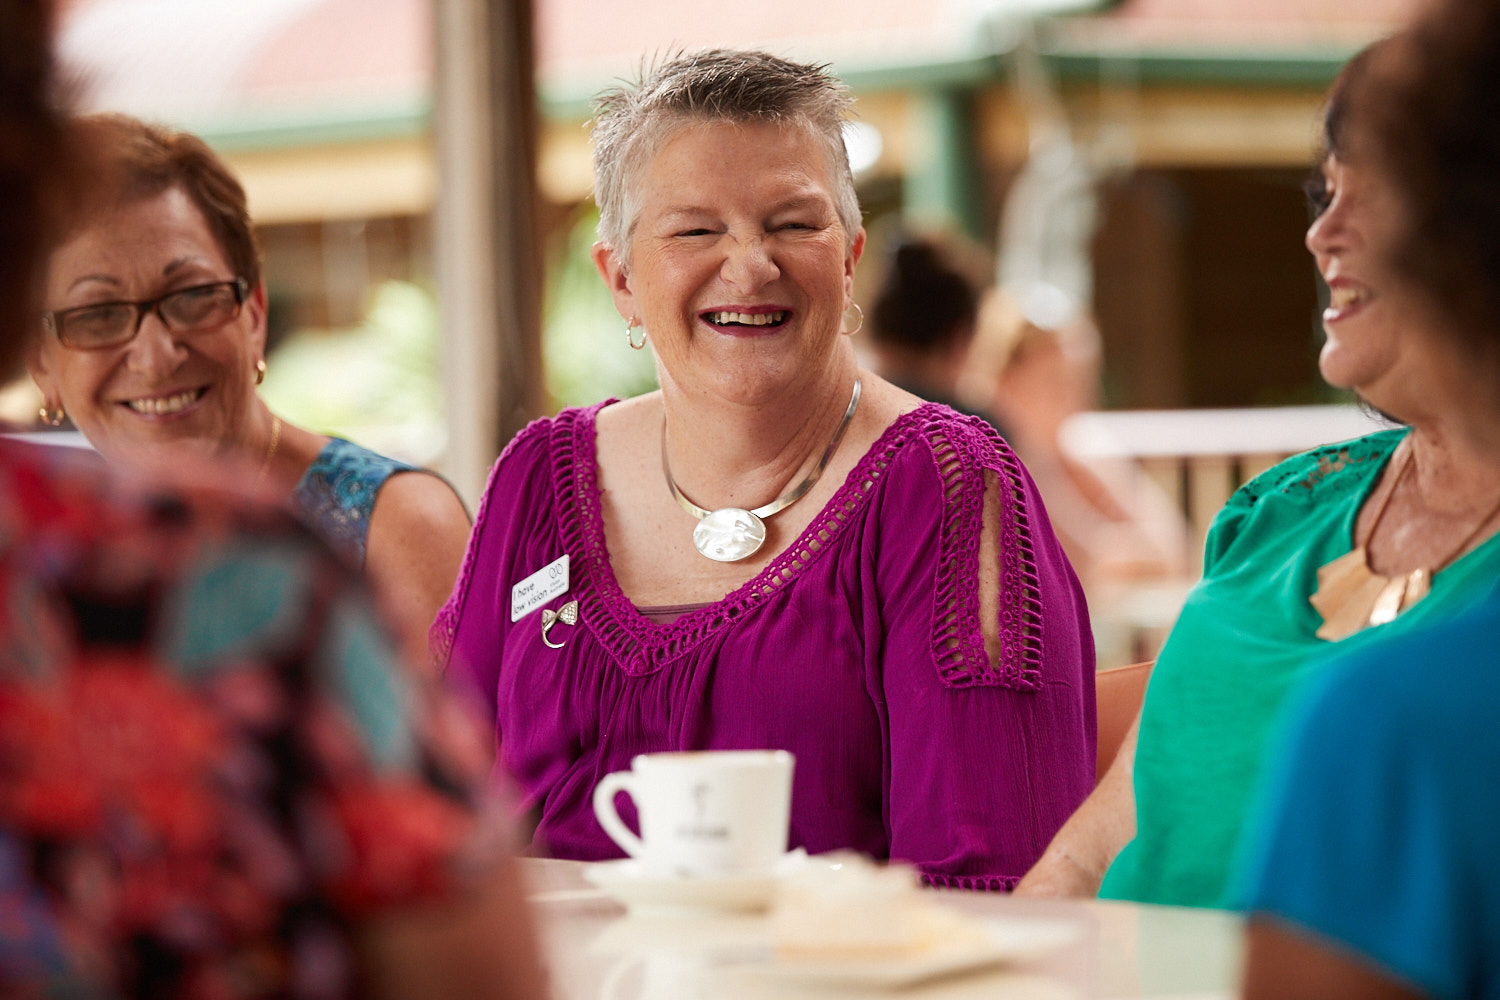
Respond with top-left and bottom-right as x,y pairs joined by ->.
592,770 -> 645,858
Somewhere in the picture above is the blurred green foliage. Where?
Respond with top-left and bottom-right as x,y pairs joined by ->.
543,205 -> 659,409
260,279 -> 447,464
262,208 -> 657,467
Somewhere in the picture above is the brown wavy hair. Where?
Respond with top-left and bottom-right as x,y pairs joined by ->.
65,113 -> 263,292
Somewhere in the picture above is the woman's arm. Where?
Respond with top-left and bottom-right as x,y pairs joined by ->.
880,432 -> 1096,887
1014,712 -> 1138,898
359,858 -> 550,1000
367,472 -> 474,664
1242,918 -> 1425,1000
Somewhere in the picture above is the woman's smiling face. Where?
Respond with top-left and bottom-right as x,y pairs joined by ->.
595,119 -> 864,406
32,186 -> 266,469
1305,152 -> 1444,407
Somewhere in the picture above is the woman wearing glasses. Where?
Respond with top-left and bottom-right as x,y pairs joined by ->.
27,113 -> 471,656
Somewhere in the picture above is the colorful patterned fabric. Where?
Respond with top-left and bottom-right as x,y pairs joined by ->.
0,438 -> 491,999
290,437 -> 417,567
434,400 -> 1096,889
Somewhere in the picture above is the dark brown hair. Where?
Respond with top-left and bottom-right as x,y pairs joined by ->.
0,0 -> 75,376
869,236 -> 979,355
69,113 -> 263,291
1345,0 -> 1500,356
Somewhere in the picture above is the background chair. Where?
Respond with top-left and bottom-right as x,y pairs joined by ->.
1095,659 -> 1154,782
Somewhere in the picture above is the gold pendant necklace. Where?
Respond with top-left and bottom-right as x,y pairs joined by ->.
663,378 -> 861,563
257,415 -> 283,483
1311,446 -> 1500,641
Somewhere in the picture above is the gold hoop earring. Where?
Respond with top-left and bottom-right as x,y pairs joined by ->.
254,359 -> 267,385
38,404 -> 65,427
841,302 -> 864,336
626,320 -> 647,351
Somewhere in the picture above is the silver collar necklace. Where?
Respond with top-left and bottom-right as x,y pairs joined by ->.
662,378 -> 862,563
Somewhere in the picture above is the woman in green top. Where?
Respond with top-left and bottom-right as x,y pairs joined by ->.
1017,40 -> 1500,908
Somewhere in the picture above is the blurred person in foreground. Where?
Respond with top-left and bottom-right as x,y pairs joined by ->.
1018,33 -> 1500,907
0,4 -> 545,996
1234,2 -> 1500,996
960,285 -> 1187,601
435,49 -> 1095,887
26,112 -> 471,658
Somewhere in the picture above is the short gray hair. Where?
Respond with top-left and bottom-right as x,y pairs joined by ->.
590,49 -> 863,256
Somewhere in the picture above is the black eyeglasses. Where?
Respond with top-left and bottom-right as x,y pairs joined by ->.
43,278 -> 249,350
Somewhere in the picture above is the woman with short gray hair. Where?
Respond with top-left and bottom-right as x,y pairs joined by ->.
436,49 -> 1095,888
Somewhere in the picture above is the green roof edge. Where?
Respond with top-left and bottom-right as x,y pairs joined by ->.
188,95 -> 432,153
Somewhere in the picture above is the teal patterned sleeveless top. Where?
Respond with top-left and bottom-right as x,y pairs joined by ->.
291,438 -> 414,567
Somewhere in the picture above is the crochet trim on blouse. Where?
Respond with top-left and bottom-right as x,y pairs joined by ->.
434,402 -> 1045,691
922,413 -> 1044,691
924,871 -> 1020,892
1242,429 -> 1403,505
431,414 -> 555,666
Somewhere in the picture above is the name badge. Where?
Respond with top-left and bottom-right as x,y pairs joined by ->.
511,555 -> 570,622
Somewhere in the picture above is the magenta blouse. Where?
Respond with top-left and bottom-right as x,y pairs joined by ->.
434,401 -> 1095,889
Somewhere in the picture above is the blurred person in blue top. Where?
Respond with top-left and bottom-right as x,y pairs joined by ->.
1235,595 -> 1500,1000
26,113 -> 471,659
1235,1 -> 1500,996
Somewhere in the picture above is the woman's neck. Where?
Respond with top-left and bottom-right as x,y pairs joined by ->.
1402,412 -> 1500,517
1385,341 -> 1500,513
658,360 -> 861,514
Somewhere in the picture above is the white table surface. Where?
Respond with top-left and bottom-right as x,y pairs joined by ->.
518,858 -> 1243,1000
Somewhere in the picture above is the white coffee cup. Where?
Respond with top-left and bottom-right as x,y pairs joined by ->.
592,750 -> 794,878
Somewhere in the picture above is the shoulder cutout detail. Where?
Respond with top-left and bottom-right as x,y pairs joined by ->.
923,413 -> 1044,692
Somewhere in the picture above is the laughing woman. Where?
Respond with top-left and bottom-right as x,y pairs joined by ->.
434,49 -> 1095,887
1018,39 -> 1500,908
27,113 -> 472,654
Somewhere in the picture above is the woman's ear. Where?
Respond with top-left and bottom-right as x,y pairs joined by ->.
591,241 -> 637,321
26,337 -> 59,403
246,281 -> 269,359
844,226 -> 867,295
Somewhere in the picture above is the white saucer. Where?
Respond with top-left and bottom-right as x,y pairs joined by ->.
733,916 -> 1078,989
582,852 -> 806,914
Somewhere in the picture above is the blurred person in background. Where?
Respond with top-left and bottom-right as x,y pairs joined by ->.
1018,34 -> 1500,909
436,49 -> 1095,887
864,232 -> 1000,426
1235,0 -> 1500,995
0,4 -> 545,996
26,113 -> 471,658
960,284 -> 1187,600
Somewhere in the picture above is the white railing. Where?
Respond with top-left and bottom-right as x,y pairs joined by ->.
1061,404 -> 1393,560
1060,404 -> 1395,665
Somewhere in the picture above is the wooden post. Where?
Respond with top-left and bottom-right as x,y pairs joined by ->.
433,0 -> 543,507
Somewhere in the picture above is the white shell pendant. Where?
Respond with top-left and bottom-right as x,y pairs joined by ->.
693,507 -> 767,562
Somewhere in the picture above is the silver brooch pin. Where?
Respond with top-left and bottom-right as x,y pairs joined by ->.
541,600 -> 579,648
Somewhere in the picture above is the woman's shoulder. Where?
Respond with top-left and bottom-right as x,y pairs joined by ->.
465,400 -> 621,556
1230,427 -> 1404,511
871,400 -> 1018,486
501,400 -> 616,465
1197,427 -> 1404,571
473,401 -> 614,502
309,436 -> 414,479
